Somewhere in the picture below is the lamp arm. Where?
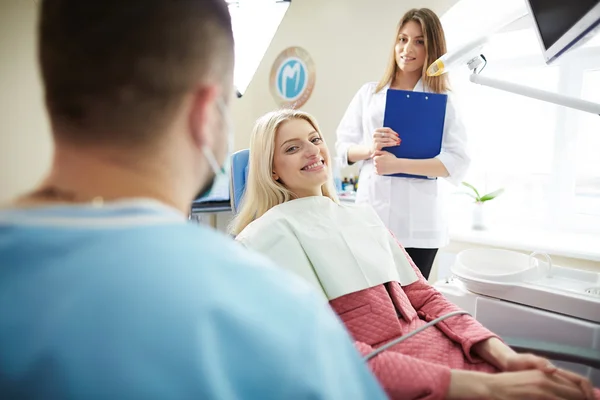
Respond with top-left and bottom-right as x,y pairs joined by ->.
469,72 -> 600,116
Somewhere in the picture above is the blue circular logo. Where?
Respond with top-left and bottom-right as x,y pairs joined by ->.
276,58 -> 307,101
270,47 -> 315,109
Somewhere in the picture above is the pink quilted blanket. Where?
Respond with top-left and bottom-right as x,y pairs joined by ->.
329,244 -> 600,400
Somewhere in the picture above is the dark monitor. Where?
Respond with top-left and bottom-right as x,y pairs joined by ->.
525,0 -> 600,63
191,164 -> 231,212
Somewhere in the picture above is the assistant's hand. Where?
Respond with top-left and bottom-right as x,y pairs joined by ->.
370,128 -> 400,155
373,150 -> 400,175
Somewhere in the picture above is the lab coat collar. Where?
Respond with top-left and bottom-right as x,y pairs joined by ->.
381,77 -> 427,93
413,78 -> 425,92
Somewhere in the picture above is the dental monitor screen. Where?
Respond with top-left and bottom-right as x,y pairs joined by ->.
193,161 -> 231,205
526,0 -> 600,63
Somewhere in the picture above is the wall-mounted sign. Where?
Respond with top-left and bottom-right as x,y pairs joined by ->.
269,46 -> 315,109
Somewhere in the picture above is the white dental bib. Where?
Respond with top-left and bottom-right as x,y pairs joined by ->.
236,196 -> 418,301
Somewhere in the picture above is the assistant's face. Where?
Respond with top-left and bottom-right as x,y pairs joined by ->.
272,118 -> 330,198
395,20 -> 426,74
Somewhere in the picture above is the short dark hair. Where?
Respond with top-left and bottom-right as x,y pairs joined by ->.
39,0 -> 234,146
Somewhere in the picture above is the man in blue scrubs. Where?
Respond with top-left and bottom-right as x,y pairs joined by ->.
0,1 -> 386,399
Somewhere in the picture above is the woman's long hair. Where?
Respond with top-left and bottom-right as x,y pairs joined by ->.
229,109 -> 339,236
375,8 -> 449,94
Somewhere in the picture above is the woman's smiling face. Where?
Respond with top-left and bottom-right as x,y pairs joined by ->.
272,118 -> 330,198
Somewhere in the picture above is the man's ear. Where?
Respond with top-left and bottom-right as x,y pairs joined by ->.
188,85 -> 219,150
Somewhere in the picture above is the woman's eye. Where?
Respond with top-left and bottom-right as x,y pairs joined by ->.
311,137 -> 322,144
286,146 -> 298,153
398,37 -> 406,42
417,40 -> 425,45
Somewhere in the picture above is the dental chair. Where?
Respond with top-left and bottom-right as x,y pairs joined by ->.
229,148 -> 600,374
230,149 -> 250,215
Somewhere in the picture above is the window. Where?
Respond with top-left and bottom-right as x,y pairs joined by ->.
452,61 -> 560,227
442,5 -> 600,235
574,68 -> 600,217
227,0 -> 290,96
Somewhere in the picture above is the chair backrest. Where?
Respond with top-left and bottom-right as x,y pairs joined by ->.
230,149 -> 250,213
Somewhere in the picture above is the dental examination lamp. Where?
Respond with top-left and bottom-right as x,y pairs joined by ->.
427,1 -> 600,116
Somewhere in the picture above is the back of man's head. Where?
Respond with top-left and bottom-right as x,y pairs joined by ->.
39,0 -> 234,148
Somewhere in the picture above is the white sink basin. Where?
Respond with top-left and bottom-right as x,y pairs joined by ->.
451,248 -> 600,323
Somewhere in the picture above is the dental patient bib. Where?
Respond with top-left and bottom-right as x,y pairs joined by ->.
236,196 -> 418,300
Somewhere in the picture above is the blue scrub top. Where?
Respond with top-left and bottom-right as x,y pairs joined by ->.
0,199 -> 387,400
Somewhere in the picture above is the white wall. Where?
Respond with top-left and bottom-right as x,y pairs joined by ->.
0,0 -> 459,202
0,0 -> 52,203
232,0 -> 458,157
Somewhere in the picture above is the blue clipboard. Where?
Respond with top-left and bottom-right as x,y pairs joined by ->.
382,89 -> 447,179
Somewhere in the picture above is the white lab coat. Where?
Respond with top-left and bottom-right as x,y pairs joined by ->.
335,80 -> 470,249
236,196 -> 418,301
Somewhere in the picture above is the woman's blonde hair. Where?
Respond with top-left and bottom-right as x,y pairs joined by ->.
229,109 -> 339,236
375,8 -> 449,94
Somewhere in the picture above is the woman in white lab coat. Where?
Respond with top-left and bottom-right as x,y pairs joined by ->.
335,8 -> 469,279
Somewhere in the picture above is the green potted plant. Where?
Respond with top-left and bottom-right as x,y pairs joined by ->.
462,182 -> 504,230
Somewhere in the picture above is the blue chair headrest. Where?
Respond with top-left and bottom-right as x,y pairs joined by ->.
230,149 -> 250,213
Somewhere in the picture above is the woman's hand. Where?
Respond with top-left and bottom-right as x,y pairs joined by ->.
485,369 -> 594,400
473,338 -> 594,397
473,337 -> 555,373
503,352 -> 556,373
472,337 -> 554,373
503,356 -> 595,400
447,369 -> 594,400
370,128 -> 400,155
373,151 -> 401,175
346,128 -> 399,164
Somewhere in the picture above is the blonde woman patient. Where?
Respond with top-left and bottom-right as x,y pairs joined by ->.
230,109 -> 598,400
